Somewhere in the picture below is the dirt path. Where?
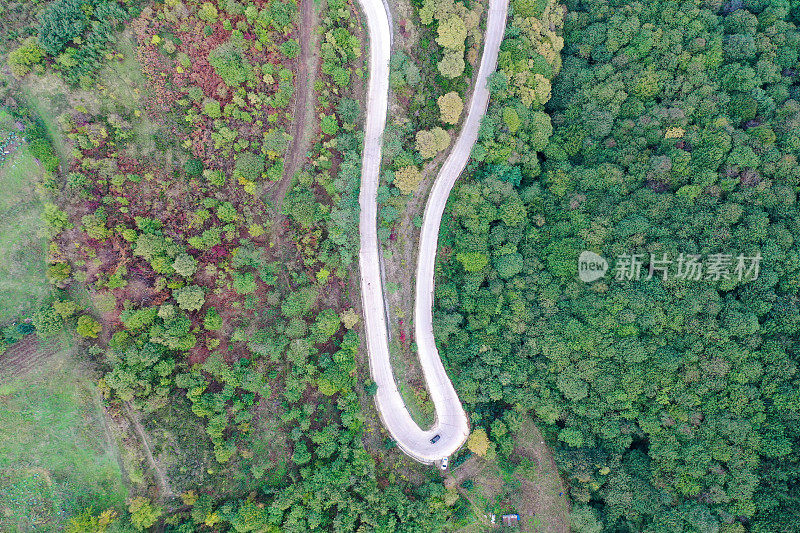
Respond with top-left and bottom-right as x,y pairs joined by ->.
272,0 -> 321,213
125,402 -> 174,500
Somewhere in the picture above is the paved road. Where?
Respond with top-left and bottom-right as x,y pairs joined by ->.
357,0 -> 509,463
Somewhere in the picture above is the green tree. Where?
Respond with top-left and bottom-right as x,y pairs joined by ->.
456,251 -> 488,272
66,508 -> 118,533
37,0 -> 89,56
172,253 -> 198,278
204,99 -> 222,118
235,152 -> 265,180
467,428 -> 490,456
311,309 -> 340,344
438,51 -> 465,78
436,15 -> 467,50
281,39 -> 301,59
415,127 -> 450,159
232,271 -> 257,295
204,307 -> 223,330
76,315 -> 101,338
494,253 -> 524,279
128,497 -> 162,531
174,285 -> 205,311
209,39 -> 252,86
394,166 -> 422,195
198,2 -> 219,22
281,287 -> 318,318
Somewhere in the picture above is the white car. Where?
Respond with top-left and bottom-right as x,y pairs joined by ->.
440,457 -> 449,470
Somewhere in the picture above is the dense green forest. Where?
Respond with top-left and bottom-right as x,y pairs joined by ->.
436,0 -> 800,530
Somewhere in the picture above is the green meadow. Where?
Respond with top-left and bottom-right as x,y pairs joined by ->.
0,108 -> 50,325
0,336 -> 128,531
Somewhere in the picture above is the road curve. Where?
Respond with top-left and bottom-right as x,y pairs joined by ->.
357,0 -> 509,463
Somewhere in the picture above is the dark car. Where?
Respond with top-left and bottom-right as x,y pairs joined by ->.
430,434 -> 441,444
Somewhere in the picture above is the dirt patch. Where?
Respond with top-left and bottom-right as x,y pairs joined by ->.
0,335 -> 65,382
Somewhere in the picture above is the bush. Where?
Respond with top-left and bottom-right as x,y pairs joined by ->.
187,86 -> 204,102
281,287 -> 318,318
184,158 -> 204,176
235,152 -> 265,180
321,115 -> 339,136
209,39 -> 252,86
128,497 -> 162,531
76,315 -> 101,338
32,305 -> 63,337
203,307 -> 223,330
8,37 -> 45,77
203,99 -> 222,118
232,271 -> 257,295
336,97 -> 361,125
216,201 -> 237,222
281,39 -> 301,59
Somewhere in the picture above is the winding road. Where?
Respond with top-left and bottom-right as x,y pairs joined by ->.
357,0 -> 509,464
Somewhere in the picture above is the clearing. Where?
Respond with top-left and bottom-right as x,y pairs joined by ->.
446,417 -> 569,532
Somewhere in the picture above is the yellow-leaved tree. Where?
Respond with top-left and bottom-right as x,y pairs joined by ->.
395,166 -> 423,195
467,428 -> 491,456
438,92 -> 464,125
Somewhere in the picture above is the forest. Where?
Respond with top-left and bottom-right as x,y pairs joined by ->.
435,0 -> 800,530
0,0 -> 798,530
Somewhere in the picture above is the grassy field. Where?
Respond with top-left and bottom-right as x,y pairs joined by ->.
0,335 -> 128,530
138,393 -> 291,499
0,118 -> 50,325
18,75 -> 72,164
